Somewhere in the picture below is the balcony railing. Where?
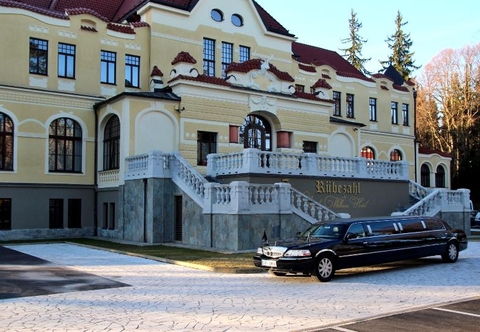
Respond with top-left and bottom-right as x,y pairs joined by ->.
207,149 -> 409,180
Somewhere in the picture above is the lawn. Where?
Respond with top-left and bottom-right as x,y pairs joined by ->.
1,238 -> 258,271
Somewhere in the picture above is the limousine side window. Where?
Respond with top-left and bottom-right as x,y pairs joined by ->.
346,223 -> 366,238
424,218 -> 445,230
366,221 -> 396,236
399,219 -> 426,233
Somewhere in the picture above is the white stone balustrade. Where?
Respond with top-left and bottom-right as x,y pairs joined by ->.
207,149 -> 409,180
125,151 -> 170,180
203,181 -> 292,214
395,188 -> 471,217
98,169 -> 120,188
290,188 -> 346,223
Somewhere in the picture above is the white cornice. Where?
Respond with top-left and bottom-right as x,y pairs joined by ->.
1,7 -> 70,27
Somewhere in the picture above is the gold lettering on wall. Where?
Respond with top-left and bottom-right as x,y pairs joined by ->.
315,181 -> 361,195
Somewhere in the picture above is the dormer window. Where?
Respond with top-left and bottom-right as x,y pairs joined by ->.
211,9 -> 223,22
231,14 -> 243,27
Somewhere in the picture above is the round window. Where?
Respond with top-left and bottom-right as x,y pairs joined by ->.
231,14 -> 243,27
211,9 -> 223,22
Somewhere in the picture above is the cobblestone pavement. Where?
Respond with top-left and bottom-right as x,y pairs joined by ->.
1,242 -> 479,332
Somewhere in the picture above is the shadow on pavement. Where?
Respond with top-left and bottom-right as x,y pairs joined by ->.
0,246 -> 129,300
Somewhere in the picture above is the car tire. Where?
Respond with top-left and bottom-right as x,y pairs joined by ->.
442,242 -> 459,263
312,254 -> 335,282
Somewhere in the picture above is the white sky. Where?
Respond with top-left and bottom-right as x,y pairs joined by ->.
255,0 -> 480,77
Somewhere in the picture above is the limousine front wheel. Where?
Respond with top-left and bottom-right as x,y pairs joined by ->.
313,254 -> 335,282
442,242 -> 459,263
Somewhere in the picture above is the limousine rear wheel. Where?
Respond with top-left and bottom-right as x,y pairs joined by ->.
442,242 -> 459,263
313,254 -> 335,282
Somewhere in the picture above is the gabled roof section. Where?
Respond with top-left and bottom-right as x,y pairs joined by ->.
149,0 -> 199,11
226,58 -> 294,82
292,42 -> 374,83
384,65 -> 405,86
252,0 -> 294,37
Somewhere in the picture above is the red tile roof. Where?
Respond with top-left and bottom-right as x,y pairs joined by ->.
171,51 -> 197,65
294,91 -> 333,103
252,0 -> 294,37
2,1 -> 295,37
418,147 -> 451,158
169,74 -> 230,87
311,79 -> 332,90
106,22 -> 135,34
150,65 -> 164,77
292,42 -> 374,83
298,63 -> 316,73
226,59 -> 294,82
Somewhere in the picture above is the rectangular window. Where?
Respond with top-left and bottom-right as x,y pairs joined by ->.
221,42 -> 233,78
49,199 -> 64,229
125,54 -> 140,88
295,84 -> 305,93
68,199 -> 81,228
346,94 -> 354,118
333,91 -> 341,116
239,45 -> 250,63
29,38 -> 48,75
0,198 -> 12,230
101,50 -> 116,84
197,131 -> 217,165
402,103 -> 409,126
58,43 -> 75,78
203,38 -> 215,77
391,101 -> 399,124
303,141 -> 317,153
369,97 -> 377,121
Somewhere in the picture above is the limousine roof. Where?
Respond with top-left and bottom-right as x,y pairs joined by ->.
329,215 -> 434,225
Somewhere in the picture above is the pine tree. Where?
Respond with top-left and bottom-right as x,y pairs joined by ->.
380,11 -> 420,80
340,9 -> 371,75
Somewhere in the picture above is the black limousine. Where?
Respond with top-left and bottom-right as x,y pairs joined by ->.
253,216 -> 468,282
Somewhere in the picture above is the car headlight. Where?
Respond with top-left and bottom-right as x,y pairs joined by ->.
284,249 -> 311,257
256,247 -> 263,254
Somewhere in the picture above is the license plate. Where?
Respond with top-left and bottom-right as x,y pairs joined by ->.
262,259 -> 277,267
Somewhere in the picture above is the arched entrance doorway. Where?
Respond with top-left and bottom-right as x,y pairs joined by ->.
240,114 -> 272,151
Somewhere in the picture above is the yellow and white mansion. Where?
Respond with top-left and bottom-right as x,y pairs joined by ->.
0,0 -> 470,249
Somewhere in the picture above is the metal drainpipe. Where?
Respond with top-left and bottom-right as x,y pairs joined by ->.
144,178 -> 147,243
93,106 -> 98,236
413,88 -> 418,183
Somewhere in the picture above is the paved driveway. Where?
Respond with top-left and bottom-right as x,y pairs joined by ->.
1,242 -> 479,331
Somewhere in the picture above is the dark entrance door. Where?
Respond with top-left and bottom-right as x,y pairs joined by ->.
174,196 -> 182,241
241,115 -> 272,151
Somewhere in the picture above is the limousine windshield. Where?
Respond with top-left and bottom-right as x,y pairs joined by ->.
297,223 -> 347,239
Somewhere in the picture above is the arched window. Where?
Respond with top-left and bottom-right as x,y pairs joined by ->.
103,116 -> 120,170
435,165 -> 446,188
0,112 -> 14,171
360,146 -> 375,159
390,149 -> 402,161
240,115 -> 272,151
421,164 -> 431,187
49,118 -> 82,172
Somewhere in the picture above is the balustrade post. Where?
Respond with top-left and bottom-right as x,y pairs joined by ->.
203,183 -> 216,214
229,181 -> 250,213
356,157 -> 369,178
274,182 -> 292,213
304,153 -> 317,176
206,153 -> 217,177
